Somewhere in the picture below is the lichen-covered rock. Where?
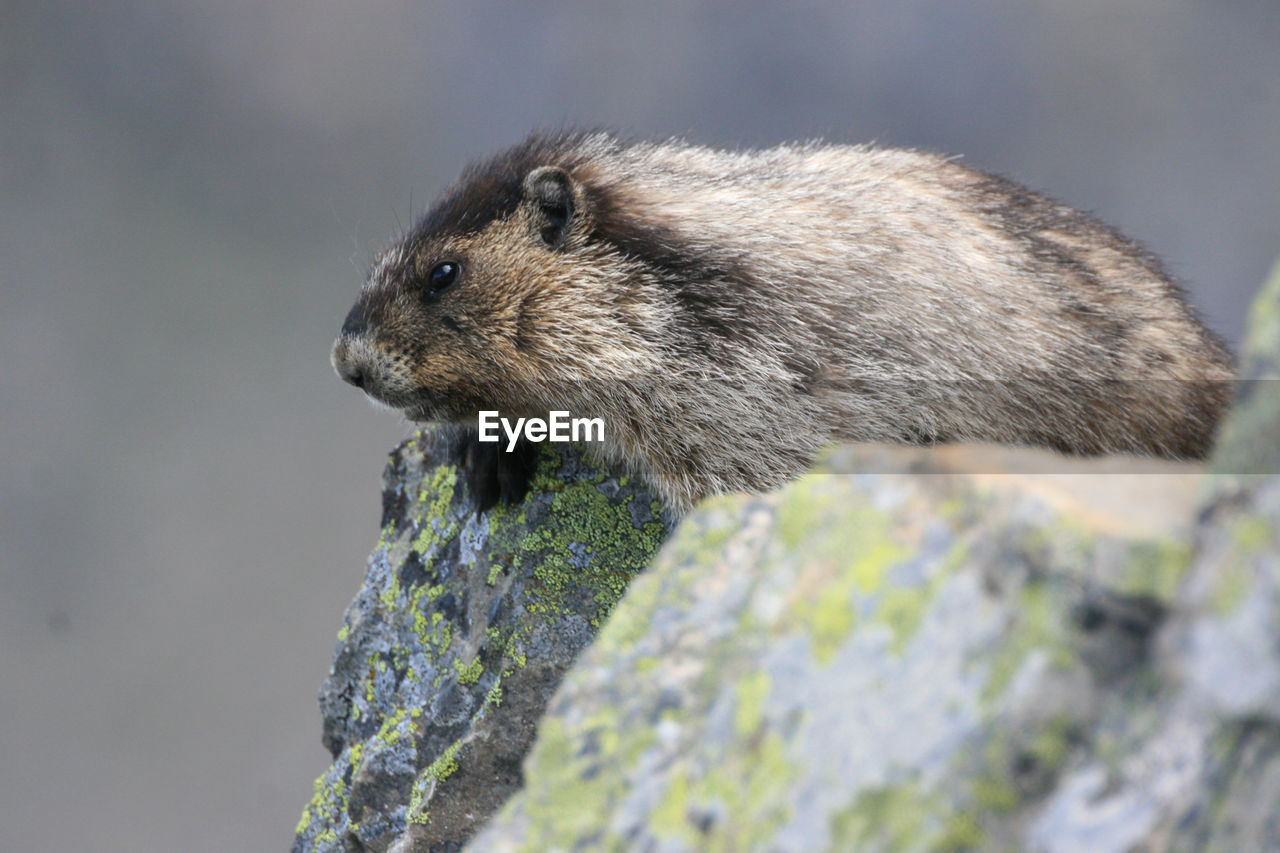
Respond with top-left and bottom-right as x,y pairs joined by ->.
292,429 -> 669,853
465,450 -> 1210,852
1026,476 -> 1280,853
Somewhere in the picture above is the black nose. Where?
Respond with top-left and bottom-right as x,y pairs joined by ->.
337,361 -> 366,389
330,337 -> 367,389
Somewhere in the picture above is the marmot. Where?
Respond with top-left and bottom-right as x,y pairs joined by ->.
331,130 -> 1234,512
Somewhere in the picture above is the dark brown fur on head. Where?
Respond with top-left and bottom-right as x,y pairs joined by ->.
334,133 -> 656,420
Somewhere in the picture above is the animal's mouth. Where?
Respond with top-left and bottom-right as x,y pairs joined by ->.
349,378 -> 415,412
331,337 -> 427,414
332,335 -> 483,424
354,386 -> 432,421
350,383 -> 450,424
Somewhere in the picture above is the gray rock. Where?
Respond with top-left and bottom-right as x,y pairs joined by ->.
292,429 -> 670,853
466,451 -> 1214,852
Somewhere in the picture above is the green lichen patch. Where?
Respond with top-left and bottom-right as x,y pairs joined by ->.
787,517 -> 910,663
1118,537 -> 1193,601
406,464 -> 461,556
829,782 -> 941,851
911,713 -> 1085,851
587,561 -> 669,657
934,812 -> 986,851
407,741 -> 463,826
425,741 -> 461,783
875,547 -> 958,656
374,706 -> 417,748
491,462 -> 667,627
296,741 -> 364,847
503,712 -> 660,850
828,771 -> 1029,853
1231,515 -> 1273,554
733,670 -> 771,738
980,581 -> 1076,707
648,730 -> 798,852
1023,716 -> 1076,774
775,474 -> 878,558
455,656 -> 483,685
971,775 -> 1019,813
650,767 -> 694,840
1208,542 -> 1256,618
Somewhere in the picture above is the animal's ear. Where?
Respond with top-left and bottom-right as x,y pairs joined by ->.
522,166 -> 576,249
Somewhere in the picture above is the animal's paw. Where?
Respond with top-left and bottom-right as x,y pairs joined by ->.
457,430 -> 539,513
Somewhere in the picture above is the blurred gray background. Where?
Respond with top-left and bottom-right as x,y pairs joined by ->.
2,1 -> 1277,850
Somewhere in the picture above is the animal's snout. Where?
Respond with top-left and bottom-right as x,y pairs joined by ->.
330,337 -> 366,389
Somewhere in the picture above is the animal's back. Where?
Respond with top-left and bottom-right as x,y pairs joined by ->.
569,136 -> 1231,451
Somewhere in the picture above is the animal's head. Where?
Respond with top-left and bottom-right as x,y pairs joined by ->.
331,134 -> 671,423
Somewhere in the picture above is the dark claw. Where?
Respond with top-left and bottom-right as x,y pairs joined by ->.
458,430 -> 538,513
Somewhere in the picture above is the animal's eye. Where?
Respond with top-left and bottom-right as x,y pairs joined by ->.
427,261 -> 460,293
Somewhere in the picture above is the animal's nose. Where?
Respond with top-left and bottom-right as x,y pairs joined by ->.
330,337 -> 366,389
338,361 -> 366,390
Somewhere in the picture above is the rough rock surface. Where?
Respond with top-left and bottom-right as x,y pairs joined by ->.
292,429 -> 670,852
298,262 -> 1279,852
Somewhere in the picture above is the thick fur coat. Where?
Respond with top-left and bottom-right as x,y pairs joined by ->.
332,131 -> 1234,510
